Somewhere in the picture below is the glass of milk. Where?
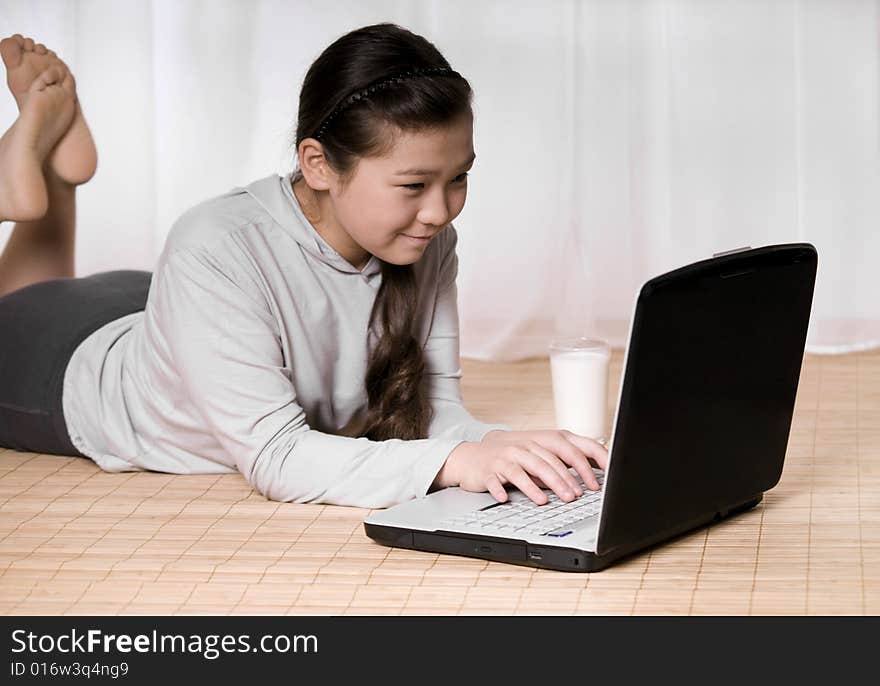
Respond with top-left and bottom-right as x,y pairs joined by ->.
549,337 -> 610,444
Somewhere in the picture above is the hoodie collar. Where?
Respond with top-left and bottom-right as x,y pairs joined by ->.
241,173 -> 382,279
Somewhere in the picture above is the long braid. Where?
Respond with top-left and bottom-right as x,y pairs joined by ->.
361,262 -> 432,441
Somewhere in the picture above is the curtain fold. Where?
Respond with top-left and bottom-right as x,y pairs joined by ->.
1,0 -> 877,358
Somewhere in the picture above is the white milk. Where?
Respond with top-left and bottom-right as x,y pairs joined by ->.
549,344 -> 610,442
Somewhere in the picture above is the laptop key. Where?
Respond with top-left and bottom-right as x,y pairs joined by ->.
543,514 -> 600,537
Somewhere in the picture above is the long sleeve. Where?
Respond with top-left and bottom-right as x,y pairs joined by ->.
64,176 -> 511,507
423,228 -> 513,441
154,246 -> 466,508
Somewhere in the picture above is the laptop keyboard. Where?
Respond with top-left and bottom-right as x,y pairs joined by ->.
439,469 -> 605,538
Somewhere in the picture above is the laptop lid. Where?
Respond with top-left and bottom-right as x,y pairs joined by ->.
594,243 -> 817,558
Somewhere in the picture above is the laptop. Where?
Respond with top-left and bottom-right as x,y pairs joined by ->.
364,243 -> 818,572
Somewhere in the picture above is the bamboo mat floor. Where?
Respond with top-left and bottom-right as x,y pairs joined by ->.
1,350 -> 878,615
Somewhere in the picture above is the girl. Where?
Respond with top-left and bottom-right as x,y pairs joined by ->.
0,24 -> 607,509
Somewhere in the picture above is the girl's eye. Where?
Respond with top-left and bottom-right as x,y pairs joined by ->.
400,173 -> 468,192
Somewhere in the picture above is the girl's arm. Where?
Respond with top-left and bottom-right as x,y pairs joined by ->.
153,245 -> 467,509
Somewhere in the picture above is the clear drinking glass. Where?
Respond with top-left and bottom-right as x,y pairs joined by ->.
549,337 -> 610,444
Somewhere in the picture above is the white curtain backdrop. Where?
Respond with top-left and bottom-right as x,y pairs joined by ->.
1,0 -> 878,359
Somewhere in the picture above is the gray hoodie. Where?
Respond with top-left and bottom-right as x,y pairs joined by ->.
62,173 -> 510,508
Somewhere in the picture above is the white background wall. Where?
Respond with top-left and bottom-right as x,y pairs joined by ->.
1,0 -> 878,358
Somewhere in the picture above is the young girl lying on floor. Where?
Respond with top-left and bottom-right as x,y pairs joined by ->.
0,24 -> 606,509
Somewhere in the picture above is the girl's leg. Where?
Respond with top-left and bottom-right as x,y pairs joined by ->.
0,34 -> 97,297
0,36 -> 108,455
0,171 -> 76,297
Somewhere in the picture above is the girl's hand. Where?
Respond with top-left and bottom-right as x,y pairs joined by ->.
435,429 -> 609,505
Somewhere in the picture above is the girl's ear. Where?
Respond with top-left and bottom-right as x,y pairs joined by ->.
298,138 -> 333,191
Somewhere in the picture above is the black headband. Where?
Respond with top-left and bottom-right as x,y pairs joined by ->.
312,66 -> 463,140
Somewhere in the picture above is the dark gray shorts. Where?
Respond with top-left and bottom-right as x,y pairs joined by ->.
0,270 -> 152,456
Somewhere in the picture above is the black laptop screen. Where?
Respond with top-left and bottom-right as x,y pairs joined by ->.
596,244 -> 817,558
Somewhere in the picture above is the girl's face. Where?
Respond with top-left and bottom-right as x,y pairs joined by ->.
311,113 -> 475,270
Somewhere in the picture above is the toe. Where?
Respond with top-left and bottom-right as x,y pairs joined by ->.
0,36 -> 23,68
23,37 -> 34,51
35,43 -> 47,55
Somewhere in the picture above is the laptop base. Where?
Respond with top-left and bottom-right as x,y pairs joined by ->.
364,494 -> 762,573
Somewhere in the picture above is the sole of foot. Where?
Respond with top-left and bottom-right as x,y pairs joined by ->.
1,33 -> 97,186
0,65 -> 76,221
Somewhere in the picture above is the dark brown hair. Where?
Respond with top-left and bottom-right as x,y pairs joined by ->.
292,23 -> 473,441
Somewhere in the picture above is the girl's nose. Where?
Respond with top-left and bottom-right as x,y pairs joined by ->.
417,190 -> 450,227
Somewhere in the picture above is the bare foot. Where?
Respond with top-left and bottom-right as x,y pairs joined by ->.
0,66 -> 75,221
1,33 -> 97,185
